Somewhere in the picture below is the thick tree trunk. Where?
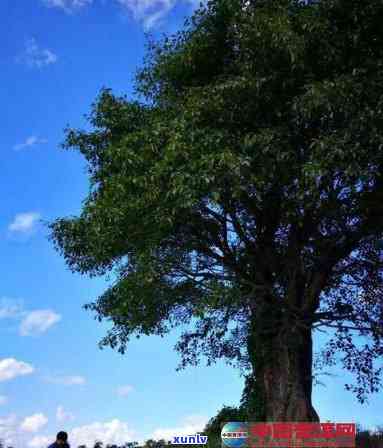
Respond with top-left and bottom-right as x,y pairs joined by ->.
247,304 -> 319,422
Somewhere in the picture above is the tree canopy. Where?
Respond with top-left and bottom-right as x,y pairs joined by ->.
50,0 -> 383,419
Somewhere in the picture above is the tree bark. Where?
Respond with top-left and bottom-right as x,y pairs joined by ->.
247,304 -> 319,422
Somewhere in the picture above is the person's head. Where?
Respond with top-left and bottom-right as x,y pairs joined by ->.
56,431 -> 68,445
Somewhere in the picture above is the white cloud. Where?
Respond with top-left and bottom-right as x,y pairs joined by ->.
116,385 -> 134,397
43,0 -> 93,12
116,0 -> 175,29
0,358 -> 34,382
19,38 -> 57,69
0,395 -> 7,405
8,212 -> 41,234
117,0 -> 203,28
151,415 -> 208,441
28,435 -> 52,448
20,414 -> 48,433
26,420 -> 137,448
0,297 -> 24,319
19,309 -> 61,336
45,374 -> 86,385
70,419 -> 137,447
0,414 -> 18,446
40,0 -> 201,28
0,299 -> 60,337
13,136 -> 48,151
1,415 -> 50,448
56,405 -> 74,422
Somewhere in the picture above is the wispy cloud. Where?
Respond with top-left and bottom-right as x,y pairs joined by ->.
18,38 -> 57,69
0,297 -> 24,319
117,0 -> 203,28
116,0 -> 175,29
0,358 -> 34,382
20,414 -> 48,433
56,405 -> 74,422
40,0 -> 202,29
0,298 -> 61,337
116,385 -> 134,397
45,374 -> 86,385
13,136 -> 48,151
8,212 -> 41,234
42,0 -> 94,13
0,395 -> 7,405
19,309 -> 61,336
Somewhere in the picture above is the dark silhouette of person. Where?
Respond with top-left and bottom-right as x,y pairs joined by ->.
48,431 -> 70,448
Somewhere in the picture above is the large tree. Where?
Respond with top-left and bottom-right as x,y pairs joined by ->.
50,0 -> 383,421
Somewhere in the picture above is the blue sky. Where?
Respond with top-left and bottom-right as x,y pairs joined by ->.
0,1 -> 382,447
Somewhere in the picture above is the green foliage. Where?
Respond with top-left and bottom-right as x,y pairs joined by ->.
202,405 -> 248,448
50,0 -> 383,403
73,424 -> 383,448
